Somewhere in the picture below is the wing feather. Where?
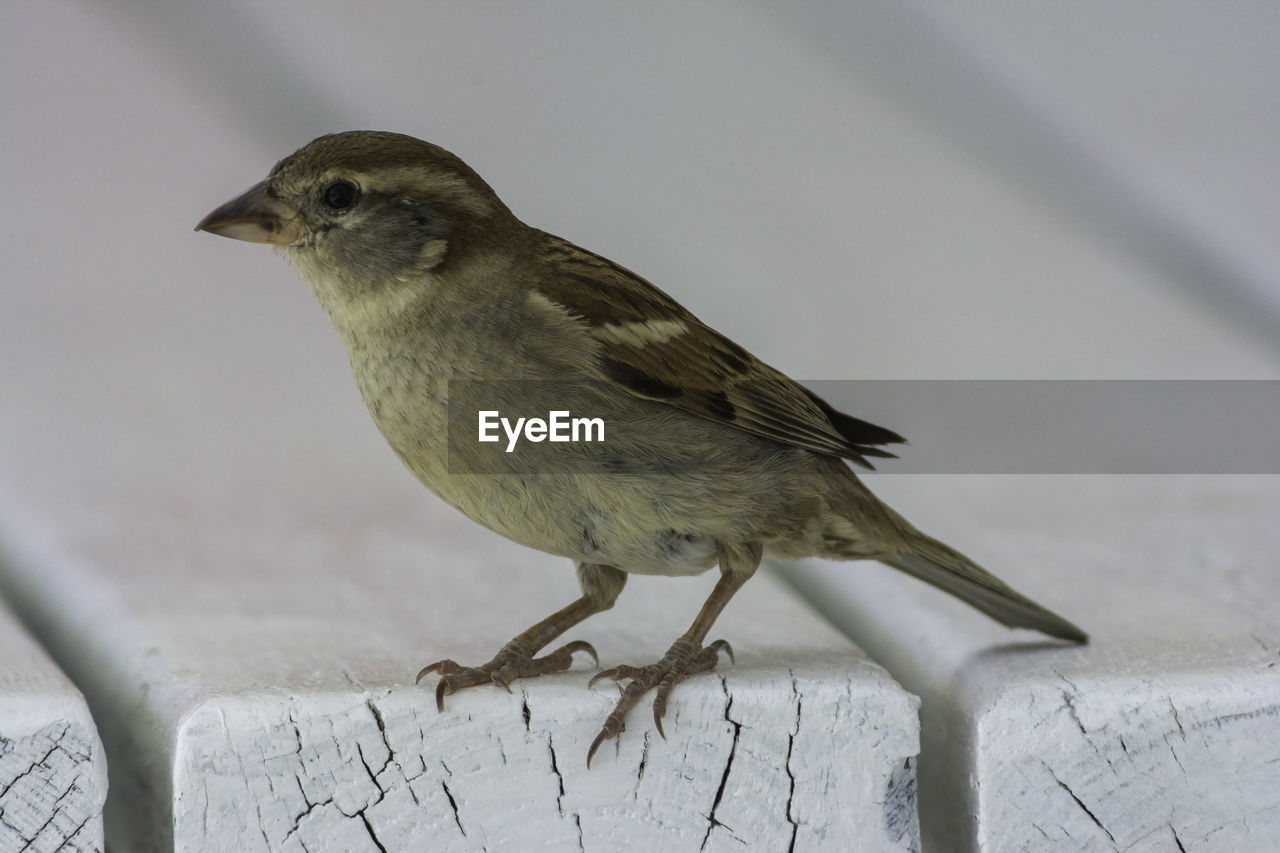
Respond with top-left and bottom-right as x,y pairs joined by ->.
534,234 -> 905,467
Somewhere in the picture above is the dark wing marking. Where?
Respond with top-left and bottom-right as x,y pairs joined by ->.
535,234 -> 906,467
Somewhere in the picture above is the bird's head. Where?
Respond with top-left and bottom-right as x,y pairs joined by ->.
197,131 -> 519,307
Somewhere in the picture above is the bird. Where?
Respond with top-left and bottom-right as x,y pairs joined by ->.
197,130 -> 1087,765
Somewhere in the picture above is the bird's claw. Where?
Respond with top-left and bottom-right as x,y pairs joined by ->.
585,637 -> 734,766
706,638 -> 734,666
415,659 -> 454,682
417,639 -> 599,711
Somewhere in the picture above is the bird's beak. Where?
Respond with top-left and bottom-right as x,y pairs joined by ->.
195,180 -> 305,245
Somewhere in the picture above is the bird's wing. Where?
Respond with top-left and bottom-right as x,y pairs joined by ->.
532,235 -> 905,467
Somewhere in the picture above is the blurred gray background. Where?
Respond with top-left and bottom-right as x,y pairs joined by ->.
4,1 -> 1277,500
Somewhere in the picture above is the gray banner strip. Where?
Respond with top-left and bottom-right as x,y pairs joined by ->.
446,380 -> 1280,474
810,380 -> 1279,474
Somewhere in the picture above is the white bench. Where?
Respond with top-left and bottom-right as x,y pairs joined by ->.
2,3 -> 1276,851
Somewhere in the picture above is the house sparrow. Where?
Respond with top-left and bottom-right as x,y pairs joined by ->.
197,131 -> 1087,764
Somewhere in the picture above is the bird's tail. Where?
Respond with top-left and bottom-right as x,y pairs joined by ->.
881,532 -> 1087,643
822,477 -> 1087,643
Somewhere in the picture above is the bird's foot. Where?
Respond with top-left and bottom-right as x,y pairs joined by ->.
586,635 -> 734,766
417,639 -> 598,711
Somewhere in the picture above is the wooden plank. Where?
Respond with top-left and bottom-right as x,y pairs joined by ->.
0,484 -> 919,852
0,599 -> 106,852
785,476 -> 1280,852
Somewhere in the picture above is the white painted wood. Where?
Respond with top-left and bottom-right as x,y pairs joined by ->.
783,476 -> 1280,853
0,601 -> 107,852
0,485 -> 920,853
163,578 -> 918,853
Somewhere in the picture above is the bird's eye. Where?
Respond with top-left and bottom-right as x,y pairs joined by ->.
322,180 -> 359,212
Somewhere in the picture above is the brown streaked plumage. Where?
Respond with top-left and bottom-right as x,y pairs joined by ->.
534,233 -> 906,467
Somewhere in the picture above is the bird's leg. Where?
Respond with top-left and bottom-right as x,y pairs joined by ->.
418,563 -> 625,710
587,543 -> 761,766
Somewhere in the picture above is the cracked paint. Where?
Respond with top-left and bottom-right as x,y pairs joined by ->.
1061,690 -> 1088,737
1167,697 -> 1187,739
0,720 -> 103,852
439,761 -> 466,838
883,757 -> 917,850
171,661 -> 918,851
699,676 -> 743,851
547,734 -> 566,817
1050,771 -> 1116,844
984,675 -> 1280,850
784,674 -> 801,853
633,730 -> 649,797
358,811 -> 387,853
365,699 -> 394,779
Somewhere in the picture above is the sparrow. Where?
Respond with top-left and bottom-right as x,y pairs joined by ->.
197,131 -> 1087,765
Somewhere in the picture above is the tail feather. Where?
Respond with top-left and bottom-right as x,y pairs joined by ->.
885,535 -> 1088,643
824,471 -> 1087,642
